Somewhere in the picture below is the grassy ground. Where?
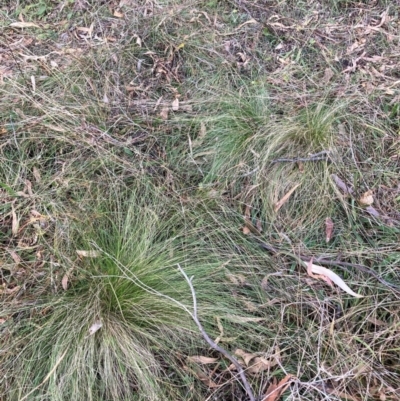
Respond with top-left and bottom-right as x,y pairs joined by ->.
0,1 -> 399,400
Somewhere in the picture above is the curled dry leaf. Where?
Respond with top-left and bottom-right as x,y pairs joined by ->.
232,349 -> 277,374
187,355 -> 219,364
325,217 -> 334,243
306,259 -> 363,298
235,349 -> 258,366
135,35 -> 142,47
359,190 -> 374,206
263,374 -> 295,401
25,180 -> 33,196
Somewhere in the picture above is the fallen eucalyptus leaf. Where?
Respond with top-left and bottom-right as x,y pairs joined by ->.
61,273 -> 69,290
305,259 -> 363,298
11,205 -> 19,235
233,349 -> 276,374
10,22 -> 40,28
76,250 -> 100,258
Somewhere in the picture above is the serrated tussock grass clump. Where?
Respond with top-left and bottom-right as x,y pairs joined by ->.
0,180 -> 257,401
192,88 -> 349,231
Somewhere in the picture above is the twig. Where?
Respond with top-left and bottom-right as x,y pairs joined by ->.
271,150 -> 330,164
177,264 -> 256,401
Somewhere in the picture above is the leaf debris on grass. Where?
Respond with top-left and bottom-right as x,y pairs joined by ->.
0,1 -> 399,400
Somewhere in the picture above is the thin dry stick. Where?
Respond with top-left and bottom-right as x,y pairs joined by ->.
271,150 -> 330,164
177,264 -> 255,401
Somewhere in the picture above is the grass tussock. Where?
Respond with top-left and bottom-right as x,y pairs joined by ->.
1,179 -> 266,400
0,0 -> 400,400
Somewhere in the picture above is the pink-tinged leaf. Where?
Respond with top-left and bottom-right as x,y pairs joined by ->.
306,259 -> 363,298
